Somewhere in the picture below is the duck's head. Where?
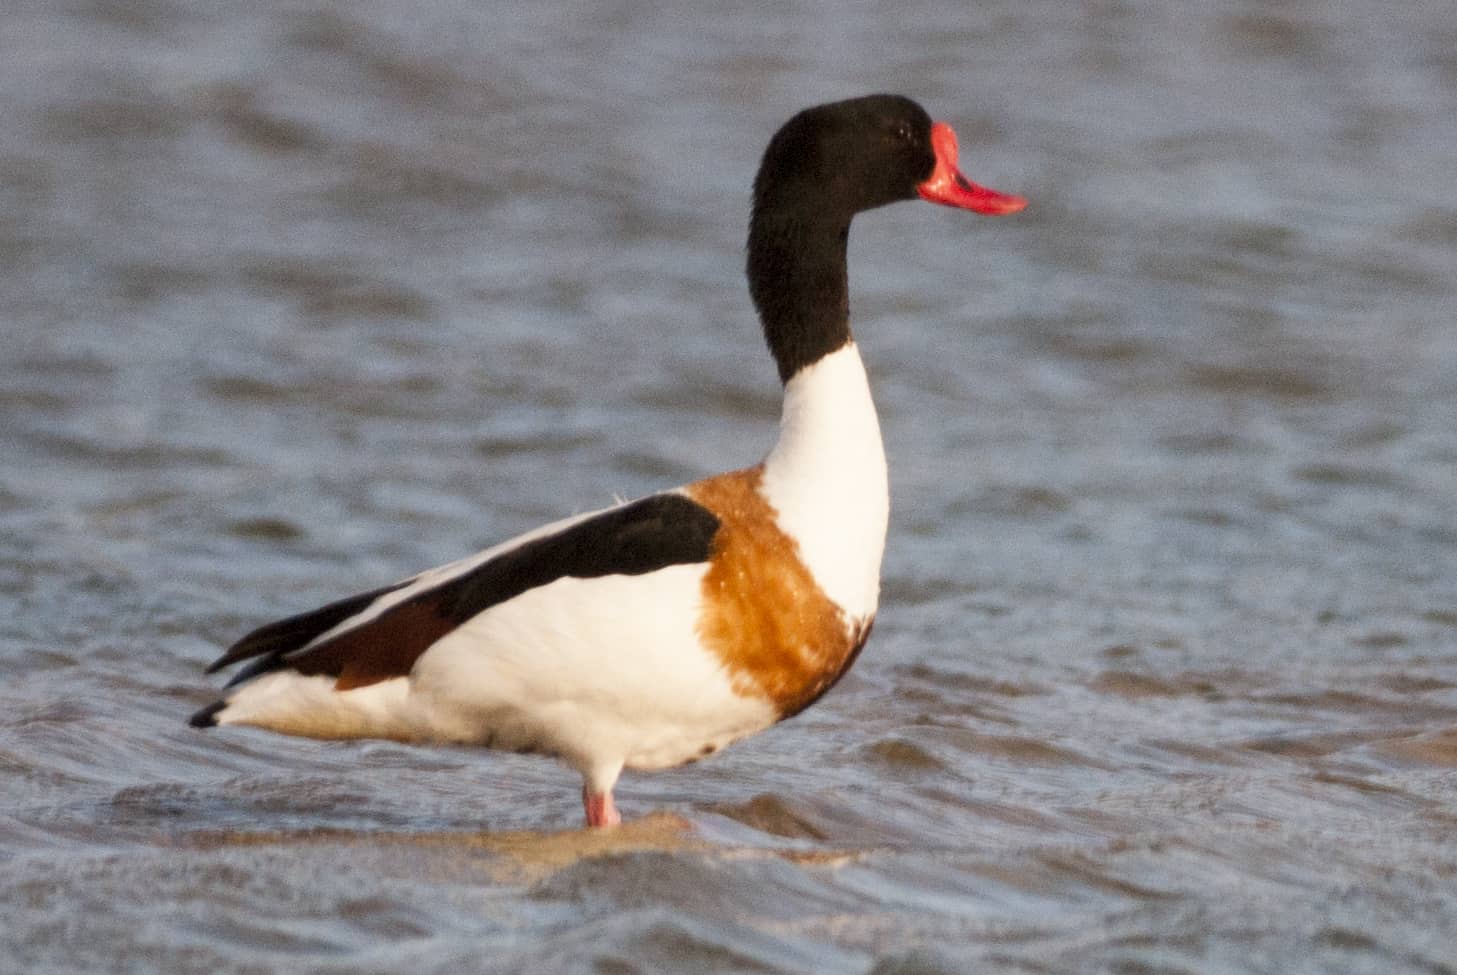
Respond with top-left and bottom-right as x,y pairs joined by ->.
752,94 -> 1027,221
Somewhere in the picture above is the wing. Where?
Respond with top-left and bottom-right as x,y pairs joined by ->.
204,581 -> 408,677
201,492 -> 721,693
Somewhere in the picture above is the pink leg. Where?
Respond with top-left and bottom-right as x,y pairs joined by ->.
582,785 -> 621,828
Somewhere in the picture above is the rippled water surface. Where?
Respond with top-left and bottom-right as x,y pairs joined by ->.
4,1 -> 1456,972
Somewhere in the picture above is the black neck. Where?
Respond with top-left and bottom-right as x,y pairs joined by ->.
746,208 -> 854,385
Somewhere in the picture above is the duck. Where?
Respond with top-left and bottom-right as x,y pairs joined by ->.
190,94 -> 1026,828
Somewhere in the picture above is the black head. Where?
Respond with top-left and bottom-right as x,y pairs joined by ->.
753,94 -> 939,220
753,93 -> 1027,228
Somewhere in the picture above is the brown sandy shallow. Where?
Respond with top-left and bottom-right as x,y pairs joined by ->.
174,811 -> 871,886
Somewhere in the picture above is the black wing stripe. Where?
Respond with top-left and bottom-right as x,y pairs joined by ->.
434,493 -> 720,625
204,580 -> 409,674
209,493 -> 721,691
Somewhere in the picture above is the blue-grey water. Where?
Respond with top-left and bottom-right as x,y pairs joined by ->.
3,1 -> 1456,972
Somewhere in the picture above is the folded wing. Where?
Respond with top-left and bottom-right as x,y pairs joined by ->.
200,493 -> 721,696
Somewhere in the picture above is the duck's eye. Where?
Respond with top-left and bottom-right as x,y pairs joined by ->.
889,121 -> 918,148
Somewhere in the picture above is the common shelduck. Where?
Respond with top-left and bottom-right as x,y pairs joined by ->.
190,94 -> 1026,828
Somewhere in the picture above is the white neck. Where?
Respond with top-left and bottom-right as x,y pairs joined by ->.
760,342 -> 888,622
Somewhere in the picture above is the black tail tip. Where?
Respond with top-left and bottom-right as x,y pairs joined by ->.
188,701 -> 225,728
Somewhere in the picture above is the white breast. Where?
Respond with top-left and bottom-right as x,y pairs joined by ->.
759,342 -> 889,622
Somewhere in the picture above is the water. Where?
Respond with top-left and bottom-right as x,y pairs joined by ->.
3,1 -> 1456,971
